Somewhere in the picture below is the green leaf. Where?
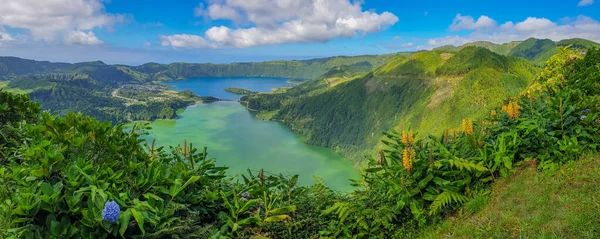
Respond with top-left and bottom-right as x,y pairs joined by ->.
119,209 -> 132,237
41,182 -> 53,195
130,208 -> 145,235
238,216 -> 260,226
264,215 -> 291,223
239,199 -> 259,214
171,176 -> 201,198
268,205 -> 296,215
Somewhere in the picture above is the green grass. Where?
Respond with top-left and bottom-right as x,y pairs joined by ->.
256,110 -> 280,120
421,155 -> 600,238
0,81 -> 31,94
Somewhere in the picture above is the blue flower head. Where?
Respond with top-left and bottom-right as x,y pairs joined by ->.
102,201 -> 120,223
583,109 -> 591,114
581,115 -> 588,120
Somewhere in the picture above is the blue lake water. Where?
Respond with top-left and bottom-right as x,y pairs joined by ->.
146,77 -> 359,191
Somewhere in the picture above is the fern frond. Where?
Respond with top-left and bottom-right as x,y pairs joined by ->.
429,191 -> 469,215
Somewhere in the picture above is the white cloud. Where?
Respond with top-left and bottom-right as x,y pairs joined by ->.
514,17 -> 556,32
159,34 -> 214,48
0,27 -> 13,42
161,0 -> 398,48
0,0 -> 124,44
392,36 -> 402,41
423,14 -> 600,49
578,0 -> 594,6
65,31 -> 103,45
449,14 -> 497,31
143,42 -> 152,46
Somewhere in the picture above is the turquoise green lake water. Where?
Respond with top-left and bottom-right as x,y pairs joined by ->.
145,77 -> 359,190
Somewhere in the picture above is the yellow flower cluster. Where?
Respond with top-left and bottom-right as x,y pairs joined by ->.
461,119 -> 474,135
490,110 -> 497,117
402,147 -> 416,172
401,131 -> 414,146
502,101 -> 521,119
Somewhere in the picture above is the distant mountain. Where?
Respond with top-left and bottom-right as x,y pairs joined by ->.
435,38 -> 599,66
434,41 -> 521,55
0,54 -> 396,81
246,47 -> 537,160
508,38 -> 558,65
556,38 -> 600,50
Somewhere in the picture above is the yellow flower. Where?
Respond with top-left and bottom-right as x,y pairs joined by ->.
502,100 -> 521,119
401,131 -> 414,146
402,147 -> 416,172
461,119 -> 474,135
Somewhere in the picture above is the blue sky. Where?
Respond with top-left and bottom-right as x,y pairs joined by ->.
0,0 -> 599,65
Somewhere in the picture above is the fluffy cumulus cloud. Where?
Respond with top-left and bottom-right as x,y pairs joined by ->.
449,14 -> 497,31
161,0 -> 398,48
422,14 -> 600,49
65,31 -> 103,45
578,0 -> 594,6
159,34 -> 214,48
0,0 -> 125,44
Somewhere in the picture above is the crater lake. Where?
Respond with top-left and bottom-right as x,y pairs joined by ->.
145,77 -> 359,191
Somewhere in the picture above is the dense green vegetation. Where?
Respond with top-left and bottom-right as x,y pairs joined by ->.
224,88 -> 257,95
508,38 -> 559,65
1,47 -> 598,238
435,38 -> 600,66
434,41 -> 521,55
132,54 -> 395,81
247,47 -> 537,161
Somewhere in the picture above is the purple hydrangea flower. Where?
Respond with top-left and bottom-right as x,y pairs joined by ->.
582,109 -> 591,114
102,201 -> 120,223
581,115 -> 588,120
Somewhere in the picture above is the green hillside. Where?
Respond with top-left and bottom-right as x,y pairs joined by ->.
508,38 -> 558,65
434,41 -> 521,55
557,38 -> 600,49
247,47 -> 537,161
133,54 -> 395,81
434,38 -> 600,66
0,54 -> 394,81
422,154 -> 600,238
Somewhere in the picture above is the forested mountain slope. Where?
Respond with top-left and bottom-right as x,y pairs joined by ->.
134,54 -> 396,80
0,54 -> 396,81
434,38 -> 600,66
247,47 -> 537,161
434,41 -> 521,55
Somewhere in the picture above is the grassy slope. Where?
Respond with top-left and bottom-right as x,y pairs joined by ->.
421,155 -> 600,238
0,81 -> 32,94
